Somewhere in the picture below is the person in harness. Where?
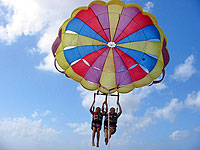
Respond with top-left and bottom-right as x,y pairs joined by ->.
103,92 -> 122,145
90,93 -> 107,147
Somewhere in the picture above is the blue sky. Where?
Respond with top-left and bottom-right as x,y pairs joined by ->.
0,0 -> 200,150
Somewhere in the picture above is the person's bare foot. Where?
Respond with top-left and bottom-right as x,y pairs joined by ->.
105,138 -> 108,145
92,142 -> 95,146
96,143 -> 99,147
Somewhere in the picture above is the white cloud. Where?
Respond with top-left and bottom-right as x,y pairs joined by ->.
151,90 -> 200,123
0,117 -> 61,141
51,117 -> 57,122
0,0 -> 46,43
67,122 -> 91,135
41,110 -> 51,116
67,123 -> 79,128
77,83 -> 167,134
76,85 -> 200,143
113,96 -> 184,134
31,110 -> 52,118
115,110 -> 155,133
0,5 -> 8,26
31,111 -> 39,118
143,2 -> 154,12
78,83 -> 167,113
122,97 -> 185,133
171,55 -> 196,82
153,83 -> 167,91
111,132 -> 132,146
110,111 -> 155,133
0,0 -> 96,72
131,115 -> 154,132
120,83 -> 167,112
0,0 -> 156,73
153,98 -> 182,122
194,126 -> 200,132
118,113 -> 136,127
77,86 -> 100,109
35,23 -> 61,72
184,91 -> 200,109
120,86 -> 154,112
77,86 -> 118,110
169,130 -> 190,140
36,48 -> 57,72
0,0 -> 155,74
0,0 -> 94,43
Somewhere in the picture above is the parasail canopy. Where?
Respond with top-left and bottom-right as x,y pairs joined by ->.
52,0 -> 169,94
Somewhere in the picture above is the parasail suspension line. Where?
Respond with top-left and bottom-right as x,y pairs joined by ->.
107,91 -> 111,150
96,90 -> 118,150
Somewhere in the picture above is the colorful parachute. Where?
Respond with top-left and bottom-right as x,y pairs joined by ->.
52,0 -> 169,94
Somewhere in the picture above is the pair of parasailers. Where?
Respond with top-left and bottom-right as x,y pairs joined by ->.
90,93 -> 122,147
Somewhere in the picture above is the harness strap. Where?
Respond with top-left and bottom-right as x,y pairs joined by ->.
92,106 -> 95,112
149,38 -> 169,86
98,84 -> 118,93
54,58 -> 65,74
149,69 -> 165,86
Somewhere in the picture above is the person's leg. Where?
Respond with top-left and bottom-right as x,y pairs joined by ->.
111,127 -> 116,135
109,128 -> 114,139
96,128 -> 101,147
92,127 -> 96,146
104,128 -> 108,145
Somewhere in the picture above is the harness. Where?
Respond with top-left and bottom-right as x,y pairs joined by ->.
105,113 -> 118,127
92,112 -> 103,124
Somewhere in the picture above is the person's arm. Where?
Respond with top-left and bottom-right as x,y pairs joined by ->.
90,93 -> 96,114
117,93 -> 122,118
102,94 -> 108,115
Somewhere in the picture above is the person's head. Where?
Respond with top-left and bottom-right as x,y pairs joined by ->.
110,107 -> 115,114
96,107 -> 101,113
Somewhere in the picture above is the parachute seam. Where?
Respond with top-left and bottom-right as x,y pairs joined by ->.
82,47 -> 109,84
113,47 -> 133,84
90,7 -> 110,42
114,11 -> 141,43
75,11 -> 108,43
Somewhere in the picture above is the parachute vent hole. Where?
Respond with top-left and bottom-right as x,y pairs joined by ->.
83,59 -> 90,66
64,46 -> 76,50
148,39 -> 160,42
71,59 -> 81,66
117,69 -> 126,72
142,58 -> 145,61
65,30 -> 78,34
147,54 -> 158,59
93,67 -> 101,71
105,70 -> 114,73
139,64 -> 149,73
128,64 -> 138,70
